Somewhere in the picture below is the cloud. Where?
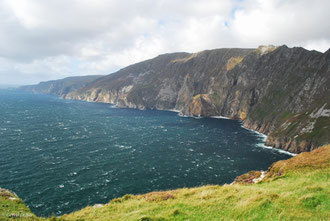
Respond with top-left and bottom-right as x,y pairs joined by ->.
0,0 -> 329,85
231,0 -> 330,48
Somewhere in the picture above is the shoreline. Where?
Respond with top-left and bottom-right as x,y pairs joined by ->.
60,95 -> 297,156
241,124 -> 297,156
172,109 -> 296,156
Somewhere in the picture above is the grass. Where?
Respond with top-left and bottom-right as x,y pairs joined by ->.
301,117 -> 330,144
0,189 -> 36,220
170,53 -> 200,63
2,145 -> 329,220
226,56 -> 244,71
60,145 -> 330,221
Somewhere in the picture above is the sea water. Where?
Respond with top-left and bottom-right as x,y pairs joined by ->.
0,90 -> 291,216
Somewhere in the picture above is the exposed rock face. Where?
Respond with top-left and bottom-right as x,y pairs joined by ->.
20,75 -> 103,97
27,46 -> 330,154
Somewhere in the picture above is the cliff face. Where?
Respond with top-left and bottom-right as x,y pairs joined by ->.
20,75 -> 103,96
32,46 -> 329,154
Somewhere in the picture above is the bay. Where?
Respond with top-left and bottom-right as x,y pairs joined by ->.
0,90 -> 291,216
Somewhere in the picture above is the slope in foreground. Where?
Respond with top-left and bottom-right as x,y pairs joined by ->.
60,144 -> 329,220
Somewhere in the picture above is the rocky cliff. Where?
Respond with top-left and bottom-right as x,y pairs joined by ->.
20,75 -> 103,96
26,46 -> 329,154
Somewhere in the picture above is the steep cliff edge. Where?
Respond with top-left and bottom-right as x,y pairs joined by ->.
63,46 -> 329,153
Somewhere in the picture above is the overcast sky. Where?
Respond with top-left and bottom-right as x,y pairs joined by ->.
0,0 -> 329,85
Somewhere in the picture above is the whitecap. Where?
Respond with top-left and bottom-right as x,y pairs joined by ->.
35,203 -> 44,208
241,124 -> 297,156
117,145 -> 132,150
259,143 -> 297,156
31,146 -> 42,151
57,122 -> 64,127
59,184 -> 64,188
168,109 -> 181,113
89,149 -> 100,153
69,172 -> 77,176
178,113 -> 189,118
101,172 -> 109,176
210,115 -> 230,119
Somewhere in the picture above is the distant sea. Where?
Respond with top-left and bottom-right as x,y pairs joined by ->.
0,90 -> 291,216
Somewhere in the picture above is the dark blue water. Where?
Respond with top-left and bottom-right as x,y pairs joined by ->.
0,90 -> 291,216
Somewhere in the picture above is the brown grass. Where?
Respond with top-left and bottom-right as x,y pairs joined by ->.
265,144 -> 330,180
226,56 -> 244,71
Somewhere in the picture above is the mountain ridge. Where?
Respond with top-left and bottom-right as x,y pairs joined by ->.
20,75 -> 103,96
21,45 -> 330,153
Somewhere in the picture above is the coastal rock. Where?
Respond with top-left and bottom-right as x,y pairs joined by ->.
23,46 -> 330,153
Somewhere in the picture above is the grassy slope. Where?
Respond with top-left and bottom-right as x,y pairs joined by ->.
61,145 -> 330,221
1,145 -> 329,220
0,189 -> 36,220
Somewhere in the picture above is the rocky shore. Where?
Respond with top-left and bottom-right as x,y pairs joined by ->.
22,45 -> 330,153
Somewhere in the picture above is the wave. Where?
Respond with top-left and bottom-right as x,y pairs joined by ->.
210,115 -> 230,119
241,125 -> 297,156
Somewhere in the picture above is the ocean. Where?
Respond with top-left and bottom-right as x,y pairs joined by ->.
0,90 -> 291,216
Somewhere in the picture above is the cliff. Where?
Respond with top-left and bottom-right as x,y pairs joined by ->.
62,45 -> 329,153
20,75 -> 103,96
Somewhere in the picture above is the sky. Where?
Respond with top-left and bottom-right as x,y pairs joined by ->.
0,0 -> 329,85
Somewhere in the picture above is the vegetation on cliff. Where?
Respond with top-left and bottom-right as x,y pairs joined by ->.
0,189 -> 36,220
59,46 -> 328,153
20,46 -> 330,153
2,145 -> 329,220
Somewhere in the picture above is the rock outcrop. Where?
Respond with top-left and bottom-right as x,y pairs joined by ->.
25,46 -> 330,153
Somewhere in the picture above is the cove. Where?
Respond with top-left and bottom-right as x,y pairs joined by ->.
0,90 -> 291,216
